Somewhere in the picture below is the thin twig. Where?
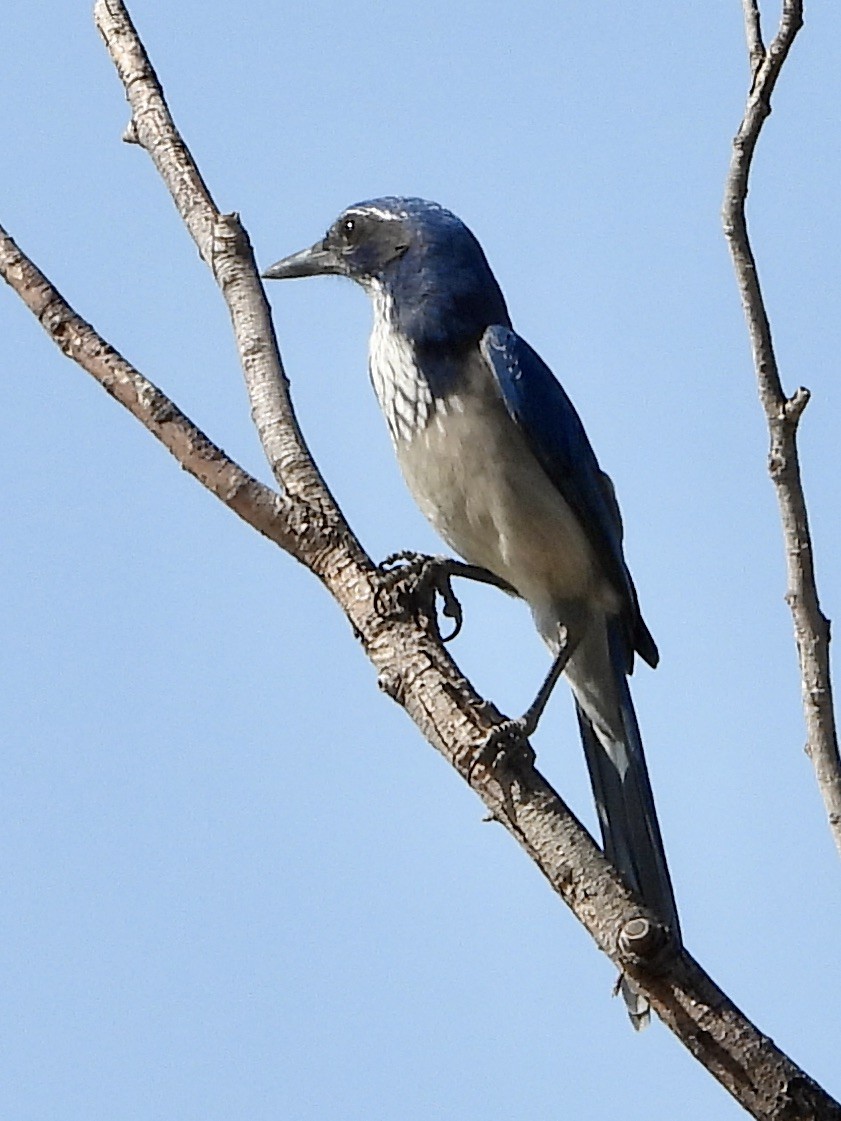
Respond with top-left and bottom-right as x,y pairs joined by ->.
743,0 -> 766,74
722,0 -> 841,856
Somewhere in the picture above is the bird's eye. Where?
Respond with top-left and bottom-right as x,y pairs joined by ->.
335,215 -> 368,248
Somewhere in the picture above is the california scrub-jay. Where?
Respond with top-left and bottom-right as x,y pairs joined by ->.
263,197 -> 680,1026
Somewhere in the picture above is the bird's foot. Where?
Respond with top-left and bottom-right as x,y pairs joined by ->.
380,550 -> 439,575
376,552 -> 464,640
467,716 -> 536,783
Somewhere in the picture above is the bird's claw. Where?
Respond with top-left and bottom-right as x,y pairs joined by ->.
376,552 -> 464,641
467,718 -> 536,783
380,549 -> 431,573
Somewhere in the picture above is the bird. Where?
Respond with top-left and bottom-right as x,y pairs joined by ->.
263,197 -> 680,1026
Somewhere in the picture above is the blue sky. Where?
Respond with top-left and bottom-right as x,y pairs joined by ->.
2,3 -> 840,1118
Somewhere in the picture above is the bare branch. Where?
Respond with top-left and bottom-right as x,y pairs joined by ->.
743,0 -> 766,74
0,222 -> 306,554
2,2 -> 840,1114
92,0 -> 341,524
722,1 -> 841,856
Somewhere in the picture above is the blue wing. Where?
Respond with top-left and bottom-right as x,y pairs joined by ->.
480,325 -> 657,669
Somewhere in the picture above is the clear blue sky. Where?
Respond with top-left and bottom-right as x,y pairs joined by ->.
2,3 -> 840,1118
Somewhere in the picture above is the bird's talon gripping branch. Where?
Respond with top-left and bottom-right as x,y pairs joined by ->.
379,549 -> 434,573
375,552 -> 464,640
467,718 -> 536,784
375,551 -> 519,642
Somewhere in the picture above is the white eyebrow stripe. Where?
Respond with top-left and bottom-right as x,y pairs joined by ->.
348,206 -> 402,222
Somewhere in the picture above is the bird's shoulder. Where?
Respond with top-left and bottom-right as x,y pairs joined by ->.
479,324 -> 604,488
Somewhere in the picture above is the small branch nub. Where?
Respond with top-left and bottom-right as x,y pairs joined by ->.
619,916 -> 671,967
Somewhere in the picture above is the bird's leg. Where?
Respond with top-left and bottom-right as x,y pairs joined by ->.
518,624 -> 579,738
380,551 -> 514,593
469,626 -> 580,780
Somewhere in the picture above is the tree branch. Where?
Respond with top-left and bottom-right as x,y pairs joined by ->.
743,0 -> 766,73
722,0 -> 841,856
92,0 -> 344,526
0,224 -> 319,559
1,2 -> 838,1115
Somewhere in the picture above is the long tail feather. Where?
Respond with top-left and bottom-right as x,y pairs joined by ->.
572,620 -> 680,1027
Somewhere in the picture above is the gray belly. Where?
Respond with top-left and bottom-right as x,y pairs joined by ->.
394,394 -> 609,612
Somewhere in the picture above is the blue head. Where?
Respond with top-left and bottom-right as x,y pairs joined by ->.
263,197 -> 511,349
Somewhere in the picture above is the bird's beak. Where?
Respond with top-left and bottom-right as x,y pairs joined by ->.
261,240 -> 343,281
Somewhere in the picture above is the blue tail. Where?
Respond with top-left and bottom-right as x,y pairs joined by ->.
572,620 -> 680,1026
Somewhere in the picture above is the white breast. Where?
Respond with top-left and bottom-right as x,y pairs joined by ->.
368,288 -> 432,443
